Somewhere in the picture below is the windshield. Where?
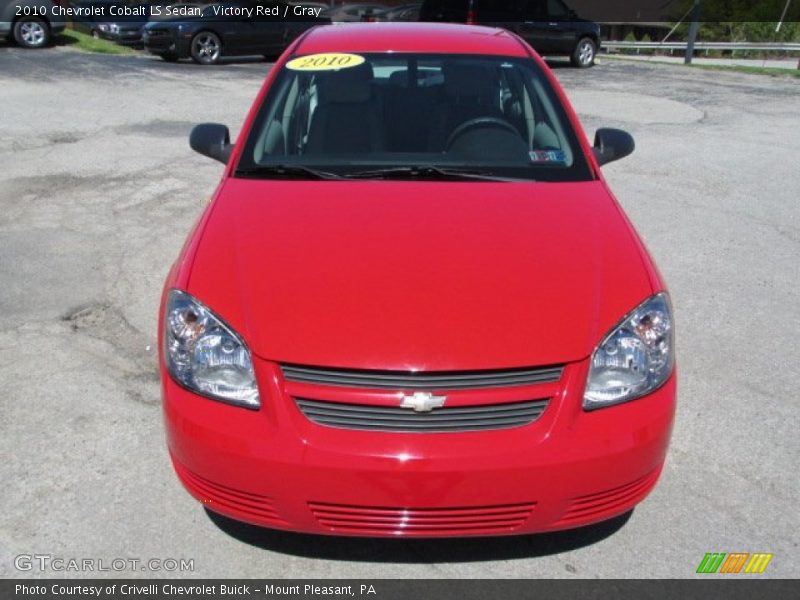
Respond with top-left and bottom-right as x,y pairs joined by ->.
237,53 -> 593,181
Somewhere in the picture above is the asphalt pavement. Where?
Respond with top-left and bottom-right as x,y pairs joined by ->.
1,44 -> 798,578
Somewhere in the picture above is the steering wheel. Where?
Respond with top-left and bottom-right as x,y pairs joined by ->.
446,117 -> 520,151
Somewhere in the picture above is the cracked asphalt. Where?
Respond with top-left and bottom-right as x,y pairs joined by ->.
1,44 -> 798,579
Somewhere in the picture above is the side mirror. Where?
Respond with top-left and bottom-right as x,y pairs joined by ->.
592,128 -> 635,166
190,123 -> 232,164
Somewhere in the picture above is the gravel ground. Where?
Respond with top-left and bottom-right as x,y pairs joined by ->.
0,44 -> 798,579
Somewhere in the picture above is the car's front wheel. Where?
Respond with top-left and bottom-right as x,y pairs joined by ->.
571,37 -> 596,68
13,17 -> 50,49
190,32 -> 222,65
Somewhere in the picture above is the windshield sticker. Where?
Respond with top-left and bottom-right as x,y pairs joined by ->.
529,150 -> 567,164
286,53 -> 366,72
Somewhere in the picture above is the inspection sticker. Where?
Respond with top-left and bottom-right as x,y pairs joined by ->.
285,53 -> 366,71
529,150 -> 567,164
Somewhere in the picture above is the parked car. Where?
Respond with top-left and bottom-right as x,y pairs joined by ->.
161,22 -> 676,537
142,1 -> 330,64
371,2 -> 421,21
68,0 -> 145,44
1,0 -> 67,48
419,0 -> 601,67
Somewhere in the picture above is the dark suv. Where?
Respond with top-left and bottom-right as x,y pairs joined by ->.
419,0 -> 600,67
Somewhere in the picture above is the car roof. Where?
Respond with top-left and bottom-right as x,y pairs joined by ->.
294,23 -> 530,57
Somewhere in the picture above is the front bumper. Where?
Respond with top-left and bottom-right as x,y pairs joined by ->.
163,357 -> 675,537
142,28 -> 190,57
98,29 -> 143,45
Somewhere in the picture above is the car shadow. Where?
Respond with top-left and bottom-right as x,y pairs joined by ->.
141,53 -> 271,67
0,38 -> 72,50
52,34 -> 79,47
543,58 -> 575,69
205,508 -> 633,562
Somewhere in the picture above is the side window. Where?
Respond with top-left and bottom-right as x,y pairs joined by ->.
253,73 -> 322,160
294,75 -> 319,155
546,0 -> 570,20
478,0 -> 523,20
523,0 -> 547,20
524,72 -> 573,164
498,66 -> 531,146
254,77 -> 292,161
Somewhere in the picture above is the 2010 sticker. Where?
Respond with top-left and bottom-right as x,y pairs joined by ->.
285,53 -> 366,72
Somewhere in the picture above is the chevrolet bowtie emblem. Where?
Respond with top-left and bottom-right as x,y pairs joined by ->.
400,392 -> 446,412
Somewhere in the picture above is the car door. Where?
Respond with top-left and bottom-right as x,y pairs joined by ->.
515,0 -> 556,53
208,5 -> 254,55
541,0 -> 578,53
476,0 -> 525,36
254,2 -> 292,53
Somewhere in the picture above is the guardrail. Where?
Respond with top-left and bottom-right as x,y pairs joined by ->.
602,41 -> 800,52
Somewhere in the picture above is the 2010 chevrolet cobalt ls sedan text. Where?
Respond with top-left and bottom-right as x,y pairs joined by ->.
160,23 -> 676,537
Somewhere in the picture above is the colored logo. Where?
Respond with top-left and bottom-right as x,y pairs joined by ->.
696,552 -> 773,574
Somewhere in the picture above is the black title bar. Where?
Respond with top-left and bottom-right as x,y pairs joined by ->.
3,579 -> 799,600
11,1 -> 800,24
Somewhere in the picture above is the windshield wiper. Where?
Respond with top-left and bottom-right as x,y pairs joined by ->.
344,166 -> 531,182
235,165 -> 344,180
235,165 -> 532,182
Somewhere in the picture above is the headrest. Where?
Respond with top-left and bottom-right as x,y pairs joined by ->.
321,63 -> 374,104
443,62 -> 494,99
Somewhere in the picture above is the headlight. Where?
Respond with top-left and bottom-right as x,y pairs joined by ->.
164,290 -> 260,409
98,24 -> 110,31
583,292 -> 674,410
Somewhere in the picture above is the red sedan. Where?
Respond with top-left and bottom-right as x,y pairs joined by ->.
160,23 -> 676,537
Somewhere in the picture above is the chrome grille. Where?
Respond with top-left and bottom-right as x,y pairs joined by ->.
296,398 -> 549,432
281,364 -> 563,390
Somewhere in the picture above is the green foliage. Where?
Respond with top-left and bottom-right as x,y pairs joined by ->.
700,21 -> 800,43
667,0 -> 800,42
669,0 -> 799,24
57,30 -> 138,55
622,31 -> 637,54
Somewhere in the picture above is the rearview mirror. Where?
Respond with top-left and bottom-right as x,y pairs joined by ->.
190,123 -> 232,164
592,128 -> 635,166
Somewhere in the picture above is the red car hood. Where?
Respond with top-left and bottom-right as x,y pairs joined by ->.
187,179 -> 653,370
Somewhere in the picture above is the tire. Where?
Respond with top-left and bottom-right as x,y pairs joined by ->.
190,31 -> 222,65
571,37 -> 596,68
159,52 -> 179,62
13,17 -> 50,49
